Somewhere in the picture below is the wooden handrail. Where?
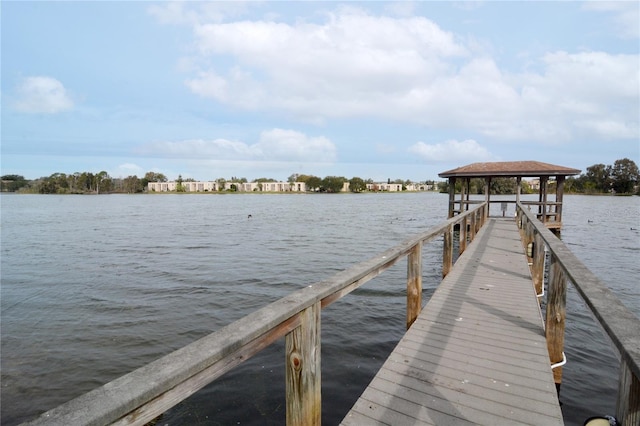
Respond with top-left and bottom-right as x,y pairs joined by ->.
23,204 -> 488,426
517,203 -> 640,426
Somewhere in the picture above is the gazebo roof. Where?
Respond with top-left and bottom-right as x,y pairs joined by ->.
439,161 -> 581,178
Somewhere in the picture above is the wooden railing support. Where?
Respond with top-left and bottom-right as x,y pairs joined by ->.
459,215 -> 468,254
21,204 -> 488,426
286,303 -> 321,426
442,224 -> 453,278
532,231 -> 544,297
517,203 -> 640,423
469,209 -> 477,243
617,358 -> 640,425
407,242 -> 422,329
545,254 -> 567,386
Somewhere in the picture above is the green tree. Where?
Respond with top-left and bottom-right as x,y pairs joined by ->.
321,176 -> 346,193
491,177 -> 516,194
123,175 -> 142,193
143,171 -> 167,182
141,171 -> 167,191
520,180 -> 533,194
610,158 -> 639,194
348,177 -> 366,193
176,174 -> 185,192
304,175 -> 322,192
585,163 -> 611,193
1,175 -> 29,192
94,171 -> 112,193
77,172 -> 93,192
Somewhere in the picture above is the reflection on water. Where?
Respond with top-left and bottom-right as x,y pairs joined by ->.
1,193 -> 638,425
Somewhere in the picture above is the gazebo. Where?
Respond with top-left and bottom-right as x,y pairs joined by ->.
439,161 -> 581,232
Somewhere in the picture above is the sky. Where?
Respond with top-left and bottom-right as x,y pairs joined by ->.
2,1 -> 639,182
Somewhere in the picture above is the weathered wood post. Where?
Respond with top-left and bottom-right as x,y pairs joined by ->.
407,242 -> 422,329
447,177 -> 456,218
617,360 -> 640,426
459,178 -> 466,214
545,253 -> 567,387
484,178 -> 491,217
459,215 -> 468,254
442,224 -> 454,278
469,209 -> 477,243
532,232 -> 545,297
286,303 -> 321,426
554,175 -> 565,236
539,176 -> 549,224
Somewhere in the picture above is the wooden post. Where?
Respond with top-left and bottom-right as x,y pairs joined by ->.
545,253 -> 567,386
469,209 -> 477,243
539,176 -> 549,224
442,224 -> 453,278
407,242 -> 422,329
532,232 -> 545,297
460,215 -> 468,254
465,179 -> 471,211
617,359 -> 640,426
555,175 -> 565,228
286,303 -> 321,426
484,178 -> 491,217
447,177 -> 456,218
459,178 -> 466,214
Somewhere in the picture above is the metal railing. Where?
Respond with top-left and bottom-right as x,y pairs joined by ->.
517,203 -> 640,426
23,204 -> 488,426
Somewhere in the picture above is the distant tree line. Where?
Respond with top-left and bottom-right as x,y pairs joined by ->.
565,158 -> 639,194
4,158 -> 636,195
1,171 -> 168,194
1,171 -> 437,194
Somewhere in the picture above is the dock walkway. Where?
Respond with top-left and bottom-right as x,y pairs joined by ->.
342,218 -> 564,425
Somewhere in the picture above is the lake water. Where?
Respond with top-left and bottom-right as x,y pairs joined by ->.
1,193 -> 638,425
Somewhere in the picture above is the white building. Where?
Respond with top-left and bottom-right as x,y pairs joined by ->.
147,181 -> 306,193
148,180 -> 436,193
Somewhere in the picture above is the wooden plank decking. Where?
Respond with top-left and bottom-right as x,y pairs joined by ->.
342,218 -> 563,425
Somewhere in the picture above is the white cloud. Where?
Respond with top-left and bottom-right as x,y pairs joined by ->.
185,7 -> 467,119
139,128 -> 336,163
408,139 -> 493,163
168,5 -> 639,143
583,2 -> 640,39
13,76 -> 74,114
516,51 -> 640,140
255,128 -> 336,162
114,163 -> 145,177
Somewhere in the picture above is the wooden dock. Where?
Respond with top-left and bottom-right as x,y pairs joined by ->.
342,218 -> 564,425
23,202 -> 639,426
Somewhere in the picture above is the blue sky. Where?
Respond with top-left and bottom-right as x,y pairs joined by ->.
2,1 -> 639,182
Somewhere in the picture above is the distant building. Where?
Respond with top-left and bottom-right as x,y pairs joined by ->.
527,179 -> 541,190
147,181 -> 306,193
365,183 -> 434,192
148,180 -> 436,193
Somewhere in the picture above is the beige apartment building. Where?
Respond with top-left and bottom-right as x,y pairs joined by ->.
148,180 -> 435,193
147,181 -> 307,193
